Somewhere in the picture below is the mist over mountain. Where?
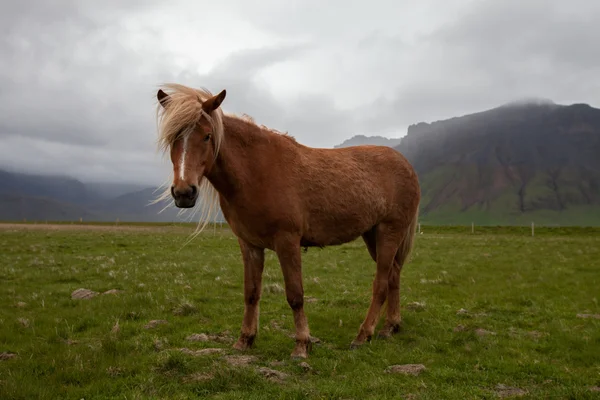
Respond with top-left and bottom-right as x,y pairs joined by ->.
0,169 -> 212,223
334,135 -> 402,148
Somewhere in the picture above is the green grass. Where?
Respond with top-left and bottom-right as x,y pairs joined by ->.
1,223 -> 599,399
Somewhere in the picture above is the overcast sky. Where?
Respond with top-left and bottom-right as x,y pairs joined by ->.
1,0 -> 599,185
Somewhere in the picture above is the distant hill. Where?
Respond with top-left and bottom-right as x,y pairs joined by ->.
396,99 -> 600,226
335,135 -> 402,148
0,169 -> 220,223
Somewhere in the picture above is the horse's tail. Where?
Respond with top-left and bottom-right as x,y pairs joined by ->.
397,205 -> 419,267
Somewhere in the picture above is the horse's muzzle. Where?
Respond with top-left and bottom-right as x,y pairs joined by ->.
171,184 -> 198,208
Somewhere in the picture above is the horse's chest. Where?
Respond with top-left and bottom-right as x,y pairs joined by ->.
220,202 -> 279,248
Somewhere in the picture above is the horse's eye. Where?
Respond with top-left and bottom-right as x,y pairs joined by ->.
204,133 -> 212,142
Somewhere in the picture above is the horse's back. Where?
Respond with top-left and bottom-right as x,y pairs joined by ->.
295,144 -> 420,245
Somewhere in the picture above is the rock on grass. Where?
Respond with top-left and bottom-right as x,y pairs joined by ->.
186,332 -> 233,343
144,320 -> 168,329
186,333 -> 210,342
103,289 -> 123,295
224,355 -> 257,366
385,364 -> 426,376
179,348 -> 224,356
257,367 -> 288,383
0,352 -> 17,361
71,288 -> 98,299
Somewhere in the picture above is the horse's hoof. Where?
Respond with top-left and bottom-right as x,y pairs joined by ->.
232,335 -> 254,351
291,340 -> 310,359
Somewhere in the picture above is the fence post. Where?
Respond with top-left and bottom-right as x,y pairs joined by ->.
418,223 -> 421,234
531,222 -> 534,237
471,222 -> 474,234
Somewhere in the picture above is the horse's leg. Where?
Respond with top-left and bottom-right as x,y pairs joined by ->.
378,254 -> 402,338
362,227 -> 401,338
274,236 -> 311,359
351,222 -> 404,348
233,238 -> 265,351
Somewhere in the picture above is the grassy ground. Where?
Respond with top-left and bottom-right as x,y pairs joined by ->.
0,223 -> 599,399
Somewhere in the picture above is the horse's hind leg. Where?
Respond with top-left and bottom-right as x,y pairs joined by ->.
377,253 -> 402,338
351,222 -> 404,348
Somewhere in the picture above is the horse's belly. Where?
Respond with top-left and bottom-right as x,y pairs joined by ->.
302,210 -> 377,247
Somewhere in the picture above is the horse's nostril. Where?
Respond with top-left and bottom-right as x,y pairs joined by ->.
171,185 -> 176,198
190,185 -> 198,197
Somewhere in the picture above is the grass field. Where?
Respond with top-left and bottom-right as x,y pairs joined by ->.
0,222 -> 599,399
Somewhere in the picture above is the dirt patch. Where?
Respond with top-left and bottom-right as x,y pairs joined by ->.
16,302 -> 27,308
527,331 -> 548,339
385,364 -> 426,376
494,384 -> 527,398
71,288 -> 99,300
106,366 -> 124,377
589,386 -> 600,392
179,348 -> 224,356
144,320 -> 169,329
475,328 -> 497,337
406,301 -> 426,311
298,362 -> 312,372
270,360 -> 285,367
0,352 -> 17,361
17,318 -> 29,328
183,372 -> 214,383
224,355 -> 257,366
576,313 -> 600,320
257,367 -> 288,383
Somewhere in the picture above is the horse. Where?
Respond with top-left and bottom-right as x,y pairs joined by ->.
154,83 -> 421,359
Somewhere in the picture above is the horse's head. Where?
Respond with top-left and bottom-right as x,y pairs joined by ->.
156,86 -> 226,208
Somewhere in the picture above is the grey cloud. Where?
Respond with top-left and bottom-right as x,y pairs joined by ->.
1,0 -> 599,185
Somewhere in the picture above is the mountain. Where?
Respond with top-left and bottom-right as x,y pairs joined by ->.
335,134 -> 402,148
396,99 -> 600,226
0,169 -> 208,223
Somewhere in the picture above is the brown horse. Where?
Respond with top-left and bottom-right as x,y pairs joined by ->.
154,83 -> 421,359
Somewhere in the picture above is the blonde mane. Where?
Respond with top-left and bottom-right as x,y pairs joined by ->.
152,83 -> 225,238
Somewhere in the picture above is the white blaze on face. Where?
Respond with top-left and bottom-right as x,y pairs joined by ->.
179,133 -> 189,181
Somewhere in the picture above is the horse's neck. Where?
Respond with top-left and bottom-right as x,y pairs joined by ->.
205,116 -> 256,198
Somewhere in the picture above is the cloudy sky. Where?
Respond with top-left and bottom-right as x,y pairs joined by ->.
1,0 -> 599,185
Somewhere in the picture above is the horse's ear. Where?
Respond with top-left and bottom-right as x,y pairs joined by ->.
157,89 -> 170,108
202,89 -> 226,113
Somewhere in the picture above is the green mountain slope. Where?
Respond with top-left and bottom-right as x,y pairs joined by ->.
397,100 -> 600,226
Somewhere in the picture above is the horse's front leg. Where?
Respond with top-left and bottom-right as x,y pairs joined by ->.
274,236 -> 311,359
233,238 -> 265,351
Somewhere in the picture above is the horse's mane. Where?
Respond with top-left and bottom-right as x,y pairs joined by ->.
155,83 -> 225,155
153,83 -> 226,240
